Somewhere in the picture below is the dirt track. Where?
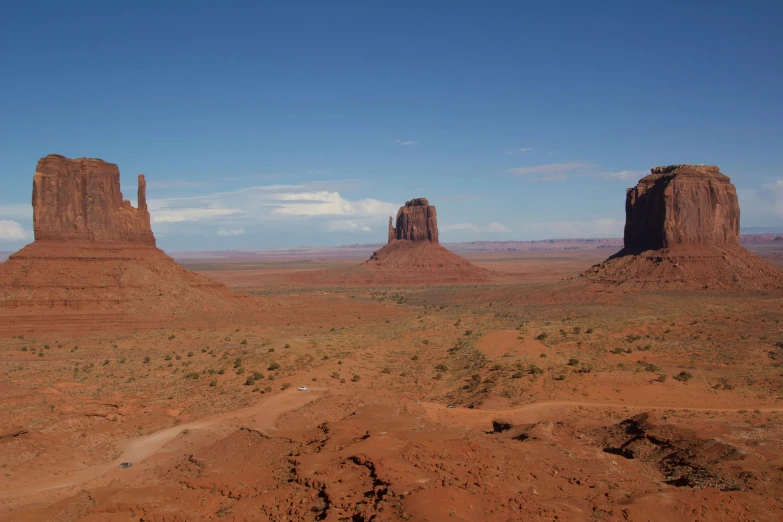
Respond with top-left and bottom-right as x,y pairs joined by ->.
0,389 -> 320,502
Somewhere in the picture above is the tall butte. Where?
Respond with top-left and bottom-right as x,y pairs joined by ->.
0,154 -> 259,333
584,164 -> 783,289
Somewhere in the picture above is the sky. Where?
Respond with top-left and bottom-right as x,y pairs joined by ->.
1,1 -> 783,251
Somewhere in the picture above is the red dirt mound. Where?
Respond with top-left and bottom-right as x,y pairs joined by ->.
583,243 -> 783,290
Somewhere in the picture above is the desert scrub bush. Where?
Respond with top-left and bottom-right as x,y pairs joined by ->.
164,354 -> 172,361
331,371 -> 340,379
567,358 -> 579,366
539,353 -> 547,358
351,374 -> 361,382
209,380 -> 217,387
184,371 -> 199,379
433,372 -> 443,380
234,357 -> 243,368
143,356 -> 151,364
187,351 -> 194,357
435,363 -> 448,372
240,339 -> 247,345
168,335 -> 175,340
218,368 -> 225,375
411,355 -> 419,361
585,328 -> 594,334
535,333 -> 548,341
657,374 -> 667,383
572,326 -> 581,334
281,383 -> 291,391
284,343 -> 290,349
464,330 -> 473,336
640,362 -> 660,373
529,364 -> 544,375
673,371 -> 693,382
268,347 -> 275,352
382,367 -> 392,374
245,375 -> 256,386
612,347 -> 624,354
268,361 -> 280,371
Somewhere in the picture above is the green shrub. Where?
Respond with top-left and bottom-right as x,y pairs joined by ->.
351,374 -> 361,382
268,362 -> 280,371
673,371 -> 693,382
209,380 -> 217,387
568,358 -> 579,366
281,382 -> 291,390
535,333 -> 548,341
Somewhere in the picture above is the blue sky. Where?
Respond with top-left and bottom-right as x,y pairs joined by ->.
1,1 -> 783,251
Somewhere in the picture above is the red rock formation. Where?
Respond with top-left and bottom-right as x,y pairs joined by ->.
391,198 -> 439,243
584,165 -> 783,290
32,154 -> 154,245
0,154 -> 261,333
623,165 -> 739,253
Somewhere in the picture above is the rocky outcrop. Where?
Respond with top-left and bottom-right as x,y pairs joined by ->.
623,165 -> 739,253
583,165 -> 783,290
390,198 -> 438,243
32,154 -> 155,245
0,154 -> 262,332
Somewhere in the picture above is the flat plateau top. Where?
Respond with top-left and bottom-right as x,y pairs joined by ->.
640,164 -> 731,183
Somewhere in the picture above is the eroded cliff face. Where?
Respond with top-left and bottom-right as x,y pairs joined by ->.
624,165 -> 739,253
389,198 -> 439,243
32,154 -> 155,245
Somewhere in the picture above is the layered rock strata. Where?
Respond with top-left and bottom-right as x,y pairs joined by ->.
623,165 -> 739,253
389,198 -> 439,243
32,154 -> 154,244
584,165 -> 783,290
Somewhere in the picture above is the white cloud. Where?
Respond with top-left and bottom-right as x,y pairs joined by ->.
441,222 -> 512,233
508,162 -> 589,181
146,182 -> 396,236
739,180 -> 783,221
147,180 -> 208,189
0,204 -> 32,218
507,147 -> 534,155
0,220 -> 27,241
395,140 -> 418,146
487,222 -> 512,232
151,208 -> 242,223
523,218 -> 623,238
217,228 -> 245,237
326,220 -> 372,232
442,223 -> 480,232
509,163 -> 645,183
593,170 -> 644,181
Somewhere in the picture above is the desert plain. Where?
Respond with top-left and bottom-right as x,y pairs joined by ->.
1,241 -> 783,521
1,159 -> 783,521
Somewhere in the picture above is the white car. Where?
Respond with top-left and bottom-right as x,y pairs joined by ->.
298,386 -> 308,391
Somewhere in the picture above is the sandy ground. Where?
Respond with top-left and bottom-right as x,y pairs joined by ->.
1,247 -> 783,520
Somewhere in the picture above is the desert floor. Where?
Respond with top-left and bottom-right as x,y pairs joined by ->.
1,247 -> 782,521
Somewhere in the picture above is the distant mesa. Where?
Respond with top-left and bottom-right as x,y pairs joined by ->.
292,197 -> 492,285
584,165 -> 783,289
0,154 -> 260,333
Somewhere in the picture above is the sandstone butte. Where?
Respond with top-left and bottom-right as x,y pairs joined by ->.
584,164 -> 783,289
0,154 -> 260,334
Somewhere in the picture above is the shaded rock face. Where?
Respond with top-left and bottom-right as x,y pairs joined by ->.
32,154 -> 155,245
623,165 -> 739,253
389,198 -> 439,243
